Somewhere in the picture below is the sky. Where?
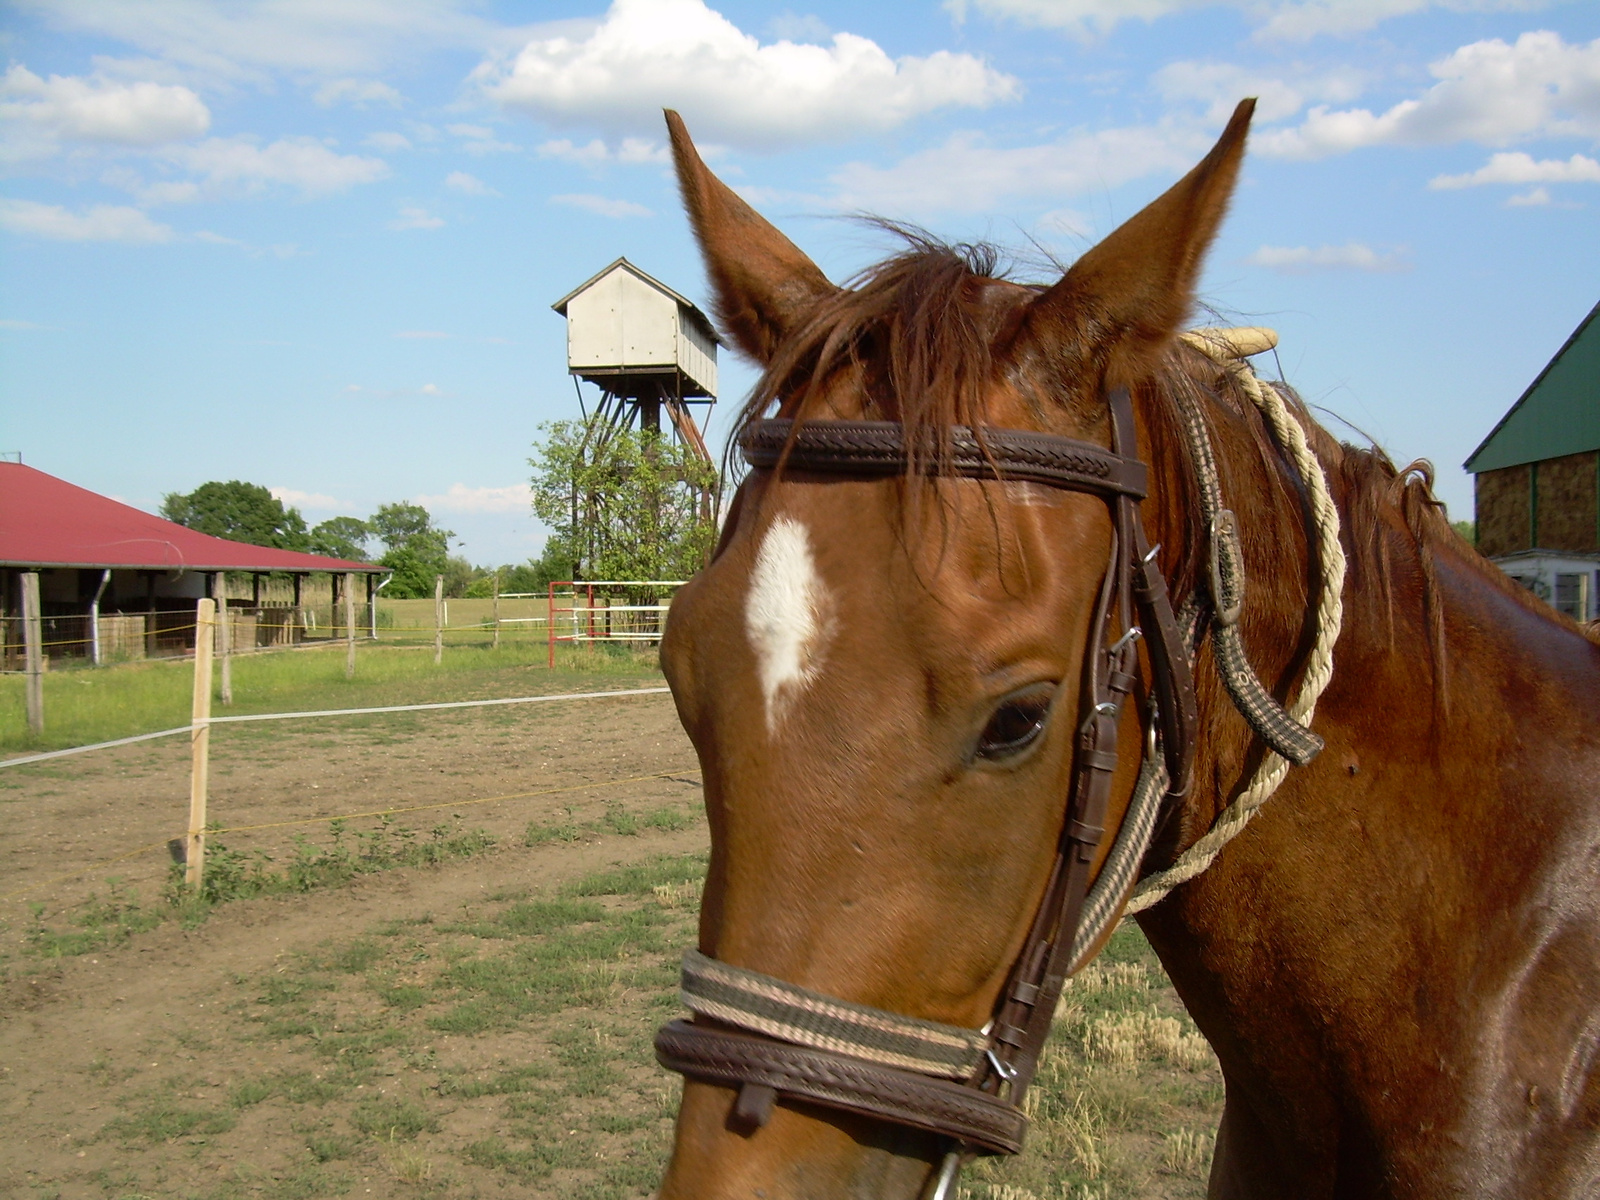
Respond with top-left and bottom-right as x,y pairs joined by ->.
3,0 -> 1598,568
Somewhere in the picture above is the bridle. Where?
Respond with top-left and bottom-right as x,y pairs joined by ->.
653,363 -> 1334,1193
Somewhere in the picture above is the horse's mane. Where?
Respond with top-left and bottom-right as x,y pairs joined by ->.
731,234 -> 1471,686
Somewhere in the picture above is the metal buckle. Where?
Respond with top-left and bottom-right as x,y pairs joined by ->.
1208,509 -> 1245,627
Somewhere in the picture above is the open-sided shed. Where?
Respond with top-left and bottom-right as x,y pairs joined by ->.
1,460 -> 387,665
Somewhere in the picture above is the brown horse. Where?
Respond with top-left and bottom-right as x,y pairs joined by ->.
653,99 -> 1600,1199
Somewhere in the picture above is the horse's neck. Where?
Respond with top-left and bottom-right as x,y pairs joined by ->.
1140,487 -> 1600,1192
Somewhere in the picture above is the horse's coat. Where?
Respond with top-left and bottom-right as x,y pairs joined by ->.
745,515 -> 831,731
652,99 -> 1600,1200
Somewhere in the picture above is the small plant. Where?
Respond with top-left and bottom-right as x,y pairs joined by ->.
1163,1126 -> 1215,1174
27,879 -> 161,957
524,820 -> 583,846
602,807 -> 639,836
641,806 -> 691,832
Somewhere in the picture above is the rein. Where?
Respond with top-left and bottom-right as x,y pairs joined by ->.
654,336 -> 1341,1193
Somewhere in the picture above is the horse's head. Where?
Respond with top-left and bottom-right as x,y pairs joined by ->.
656,101 -> 1255,1199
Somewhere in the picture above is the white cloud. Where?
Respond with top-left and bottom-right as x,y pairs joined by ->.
395,330 -> 451,338
767,12 -> 832,41
0,198 -> 175,242
0,318 -> 55,330
1429,151 -> 1600,189
1153,59 -> 1366,124
390,206 -> 444,230
364,131 -> 412,151
946,0 -> 1552,41
20,0 -> 522,87
537,136 -> 670,165
476,0 -> 1019,149
154,136 -> 391,198
415,483 -> 534,514
1254,1 -> 1545,42
829,122 -> 1206,214
448,123 -> 520,154
1257,32 -> 1600,159
420,383 -> 443,395
270,486 -> 347,511
1507,186 -> 1552,206
314,78 -> 403,108
1245,241 -> 1409,272
445,170 -> 498,195
193,229 -> 305,257
0,65 -> 209,161
946,0 -> 1213,38
551,192 -> 653,218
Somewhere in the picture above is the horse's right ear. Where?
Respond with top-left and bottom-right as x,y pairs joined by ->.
666,110 -> 836,365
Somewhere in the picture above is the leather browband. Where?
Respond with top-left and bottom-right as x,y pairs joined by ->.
740,419 -> 1149,501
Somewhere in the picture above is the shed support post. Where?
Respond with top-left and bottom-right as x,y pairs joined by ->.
344,572 -> 357,679
21,572 -> 43,735
89,568 -> 110,666
434,575 -> 444,665
213,572 -> 232,705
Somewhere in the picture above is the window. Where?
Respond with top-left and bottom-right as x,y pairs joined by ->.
1554,573 -> 1588,620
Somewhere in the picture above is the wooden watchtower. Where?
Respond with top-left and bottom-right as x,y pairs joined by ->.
552,257 -> 720,464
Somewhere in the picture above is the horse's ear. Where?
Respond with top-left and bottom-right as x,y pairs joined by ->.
666,109 -> 836,365
1027,98 -> 1255,383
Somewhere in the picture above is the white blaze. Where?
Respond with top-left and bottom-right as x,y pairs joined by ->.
745,516 -> 829,732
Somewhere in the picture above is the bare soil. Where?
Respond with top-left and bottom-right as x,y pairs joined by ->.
0,688 -> 1221,1200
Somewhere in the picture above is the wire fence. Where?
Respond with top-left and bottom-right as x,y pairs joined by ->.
2,679 -> 691,909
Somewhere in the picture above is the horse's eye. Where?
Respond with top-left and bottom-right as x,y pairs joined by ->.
975,688 -> 1055,760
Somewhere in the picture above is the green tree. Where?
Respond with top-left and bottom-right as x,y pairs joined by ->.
1451,520 -> 1476,547
161,481 -> 309,550
529,419 -> 718,583
370,502 -> 454,598
308,516 -> 373,561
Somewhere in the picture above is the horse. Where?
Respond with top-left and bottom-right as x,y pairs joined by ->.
650,99 -> 1600,1199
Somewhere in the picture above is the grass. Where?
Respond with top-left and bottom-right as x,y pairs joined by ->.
33,837 -> 1223,1199
20,817 -> 499,957
960,924 -> 1223,1199
0,639 -> 663,754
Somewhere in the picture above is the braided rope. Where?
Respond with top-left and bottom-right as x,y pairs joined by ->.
1125,332 -> 1346,913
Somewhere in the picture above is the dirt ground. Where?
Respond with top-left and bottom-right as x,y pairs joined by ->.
1,688 -> 1221,1200
0,690 -> 706,1199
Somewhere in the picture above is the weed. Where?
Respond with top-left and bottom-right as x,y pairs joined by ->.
350,1096 -> 437,1140
525,820 -> 584,845
602,807 -> 639,836
26,880 -> 161,958
641,806 -> 691,832
306,1133 -> 358,1162
566,853 -> 706,897
229,1078 -> 273,1108
1164,1127 -> 1215,1175
104,1101 -> 235,1143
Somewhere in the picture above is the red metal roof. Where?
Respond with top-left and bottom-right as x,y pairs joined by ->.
0,462 -> 383,573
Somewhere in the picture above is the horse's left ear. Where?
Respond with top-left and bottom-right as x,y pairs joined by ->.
1027,98 -> 1255,383
666,109 -> 837,365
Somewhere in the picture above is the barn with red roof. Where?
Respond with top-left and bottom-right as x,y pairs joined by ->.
2,460 -> 388,665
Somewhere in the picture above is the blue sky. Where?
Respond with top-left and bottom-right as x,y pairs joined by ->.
3,0 -> 1597,566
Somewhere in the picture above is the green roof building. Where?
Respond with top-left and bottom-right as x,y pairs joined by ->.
1465,298 -> 1600,621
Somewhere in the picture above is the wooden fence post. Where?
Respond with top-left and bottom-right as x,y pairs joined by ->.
21,572 -> 43,735
492,571 -> 501,650
344,571 -> 357,679
434,574 -> 444,665
187,597 -> 215,891
213,573 -> 233,705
